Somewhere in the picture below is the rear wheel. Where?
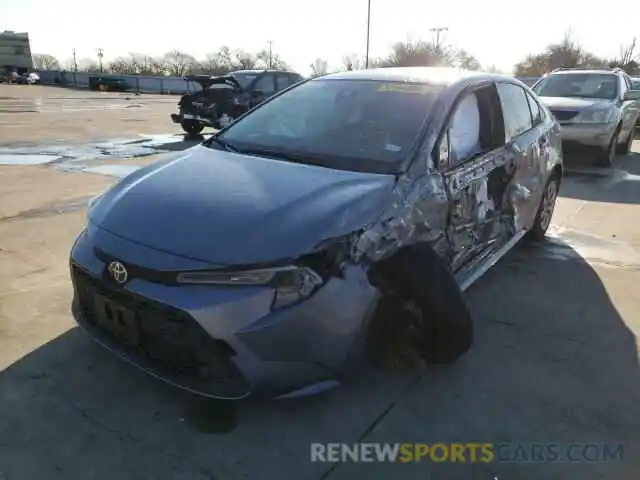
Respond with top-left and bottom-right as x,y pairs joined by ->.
527,172 -> 560,241
181,120 -> 204,135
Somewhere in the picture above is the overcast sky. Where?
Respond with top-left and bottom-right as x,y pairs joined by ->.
2,0 -> 638,75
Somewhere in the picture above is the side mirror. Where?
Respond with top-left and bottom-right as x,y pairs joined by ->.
623,90 -> 640,101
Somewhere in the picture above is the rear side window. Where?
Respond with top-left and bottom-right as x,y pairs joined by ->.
525,90 -> 542,126
253,74 -> 276,95
275,74 -> 290,91
289,73 -> 304,84
496,83 -> 533,141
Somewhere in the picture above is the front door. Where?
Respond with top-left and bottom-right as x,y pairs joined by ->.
438,83 -> 513,272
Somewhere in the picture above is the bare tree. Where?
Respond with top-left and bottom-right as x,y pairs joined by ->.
609,38 -> 639,75
341,53 -> 366,71
77,57 -> 101,72
200,53 -> 230,76
514,31 -> 608,76
309,58 -> 329,76
163,50 -> 198,76
32,53 -> 60,70
232,49 -> 258,70
255,49 -> 288,69
377,40 -> 452,68
452,49 -> 482,70
108,56 -> 136,75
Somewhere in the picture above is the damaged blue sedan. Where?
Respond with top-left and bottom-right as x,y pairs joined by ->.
70,67 -> 563,400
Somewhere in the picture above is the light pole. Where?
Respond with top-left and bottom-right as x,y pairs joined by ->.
267,40 -> 273,69
365,0 -> 371,69
429,27 -> 449,52
97,48 -> 104,72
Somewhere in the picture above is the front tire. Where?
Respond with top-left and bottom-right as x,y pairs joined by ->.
368,244 -> 474,366
618,128 -> 634,155
181,120 -> 204,135
596,129 -> 619,167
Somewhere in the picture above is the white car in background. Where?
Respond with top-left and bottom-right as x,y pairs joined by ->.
26,72 -> 40,84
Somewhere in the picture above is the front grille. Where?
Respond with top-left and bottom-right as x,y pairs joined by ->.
72,265 -> 238,381
550,109 -> 579,122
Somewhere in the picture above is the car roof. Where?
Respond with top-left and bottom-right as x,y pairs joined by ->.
548,70 -> 618,76
317,67 -> 515,86
231,69 -> 297,75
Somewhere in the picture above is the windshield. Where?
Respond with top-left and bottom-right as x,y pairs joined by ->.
532,73 -> 619,99
231,73 -> 259,89
215,78 -> 441,174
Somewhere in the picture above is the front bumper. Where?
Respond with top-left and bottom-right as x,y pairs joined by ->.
69,225 -> 379,400
558,122 -> 617,149
170,112 -> 215,126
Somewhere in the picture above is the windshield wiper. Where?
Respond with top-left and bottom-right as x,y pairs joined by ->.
204,136 -> 238,152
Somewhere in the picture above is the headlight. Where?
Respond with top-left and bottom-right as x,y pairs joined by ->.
572,107 -> 616,123
176,265 -> 324,310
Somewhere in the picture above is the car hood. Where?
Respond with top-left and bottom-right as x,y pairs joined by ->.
537,96 -> 615,110
89,145 -> 396,266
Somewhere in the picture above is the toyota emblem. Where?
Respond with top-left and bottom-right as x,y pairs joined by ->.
108,261 -> 128,284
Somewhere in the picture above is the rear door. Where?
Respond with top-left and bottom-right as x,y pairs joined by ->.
495,81 -> 547,231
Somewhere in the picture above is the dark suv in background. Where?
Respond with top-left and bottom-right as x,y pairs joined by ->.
532,67 -> 640,166
171,69 -> 304,134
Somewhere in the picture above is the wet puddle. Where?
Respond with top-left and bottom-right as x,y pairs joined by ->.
0,153 -> 60,165
0,195 -> 94,222
0,133 -> 201,174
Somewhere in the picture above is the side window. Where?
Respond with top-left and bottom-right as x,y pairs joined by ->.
622,74 -> 632,91
253,74 -> 276,95
435,85 -> 504,170
525,90 -> 542,126
496,83 -> 533,141
275,74 -> 290,91
447,93 -> 482,167
289,73 -> 303,84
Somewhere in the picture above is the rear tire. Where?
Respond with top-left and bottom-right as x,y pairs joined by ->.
181,120 -> 204,135
368,244 -> 474,366
527,172 -> 560,241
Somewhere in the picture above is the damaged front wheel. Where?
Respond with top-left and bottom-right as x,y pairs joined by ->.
368,244 -> 474,366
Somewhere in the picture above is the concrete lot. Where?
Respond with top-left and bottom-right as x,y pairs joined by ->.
0,86 -> 639,479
